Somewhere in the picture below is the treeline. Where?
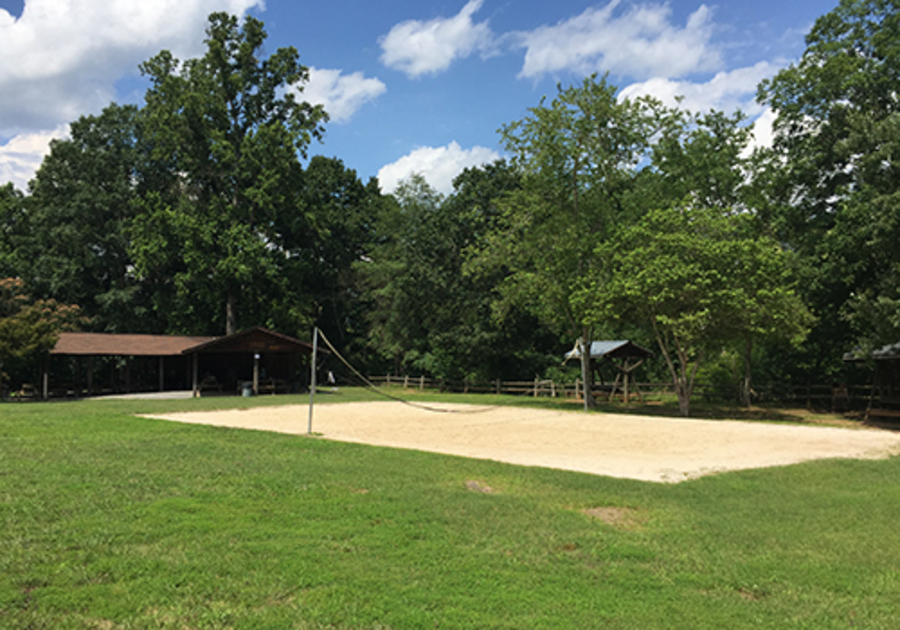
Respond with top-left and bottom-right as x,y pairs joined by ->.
2,1 -> 899,415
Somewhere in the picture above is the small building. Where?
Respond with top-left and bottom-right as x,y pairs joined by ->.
844,343 -> 900,418
45,326 -> 318,399
565,340 -> 654,402
564,340 -> 654,364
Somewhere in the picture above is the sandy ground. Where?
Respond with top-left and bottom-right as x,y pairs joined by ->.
144,401 -> 900,483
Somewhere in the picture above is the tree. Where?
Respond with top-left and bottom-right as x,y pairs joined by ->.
582,204 -> 810,416
0,183 -> 26,278
758,0 -> 900,364
287,156 -> 385,361
134,12 -> 326,335
0,278 -> 83,387
358,174 -> 447,374
647,109 -> 811,406
15,104 -> 151,332
359,163 -> 560,379
651,110 -> 752,211
473,75 -> 666,408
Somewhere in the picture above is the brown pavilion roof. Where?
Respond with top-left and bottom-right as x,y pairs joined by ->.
183,326 -> 319,354
51,332 -> 218,357
51,327 -> 321,357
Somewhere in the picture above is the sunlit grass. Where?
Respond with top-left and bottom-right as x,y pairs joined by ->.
2,393 -> 898,628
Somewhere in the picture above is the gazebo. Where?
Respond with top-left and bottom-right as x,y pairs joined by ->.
565,340 -> 654,402
844,342 -> 900,419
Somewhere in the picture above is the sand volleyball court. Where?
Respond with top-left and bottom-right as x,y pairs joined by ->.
145,401 -> 900,483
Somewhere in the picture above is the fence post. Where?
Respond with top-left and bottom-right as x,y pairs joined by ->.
420,375 -> 424,391
386,374 -> 391,386
404,374 -> 409,388
575,378 -> 581,400
464,377 -> 469,394
534,377 -> 539,397
496,378 -> 501,395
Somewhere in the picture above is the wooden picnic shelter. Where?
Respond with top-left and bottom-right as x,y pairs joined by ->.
566,340 -> 654,403
46,326 -> 317,399
844,342 -> 900,420
182,326 -> 319,397
49,332 -> 216,398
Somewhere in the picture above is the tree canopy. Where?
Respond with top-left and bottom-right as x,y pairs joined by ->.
0,278 -> 83,386
1,4 -> 898,399
582,204 -> 810,416
135,12 -> 327,335
758,0 -> 900,363
470,75 -> 667,407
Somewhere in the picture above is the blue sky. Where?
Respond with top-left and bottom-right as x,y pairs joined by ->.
0,0 -> 837,194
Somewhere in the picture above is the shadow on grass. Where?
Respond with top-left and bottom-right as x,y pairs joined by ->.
4,385 -> 877,430
379,387 -> 869,428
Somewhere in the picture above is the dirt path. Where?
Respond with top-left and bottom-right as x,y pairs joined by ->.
144,401 -> 900,483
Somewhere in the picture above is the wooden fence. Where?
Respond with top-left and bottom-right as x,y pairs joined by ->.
366,375 -> 876,410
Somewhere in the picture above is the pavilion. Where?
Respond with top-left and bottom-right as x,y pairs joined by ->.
45,326 -> 317,399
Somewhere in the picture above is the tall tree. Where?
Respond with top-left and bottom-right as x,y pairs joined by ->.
135,12 -> 326,335
287,156 -> 385,360
0,183 -> 26,278
358,174 -> 445,374
22,104 -> 150,332
473,75 -> 666,408
359,163 -> 559,379
758,0 -> 900,362
648,109 -> 806,406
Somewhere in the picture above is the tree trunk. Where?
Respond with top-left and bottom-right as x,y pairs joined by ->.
226,289 -> 237,336
673,345 -> 700,417
580,333 -> 595,410
676,380 -> 691,416
741,336 -> 753,408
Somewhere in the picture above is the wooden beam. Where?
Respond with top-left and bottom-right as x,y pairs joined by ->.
192,354 -> 198,397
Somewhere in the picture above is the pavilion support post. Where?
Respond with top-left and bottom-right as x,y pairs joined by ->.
42,358 -> 49,400
87,356 -> 94,396
159,356 -> 165,392
192,354 -> 199,397
253,354 -> 260,395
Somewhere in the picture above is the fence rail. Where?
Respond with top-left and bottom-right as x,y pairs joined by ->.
366,375 -> 876,410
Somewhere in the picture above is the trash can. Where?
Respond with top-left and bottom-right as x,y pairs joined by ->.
241,382 -> 253,397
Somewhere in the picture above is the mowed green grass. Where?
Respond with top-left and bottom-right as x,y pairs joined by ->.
2,392 -> 900,628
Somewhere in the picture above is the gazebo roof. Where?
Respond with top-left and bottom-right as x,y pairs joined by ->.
565,340 -> 654,362
844,342 -> 900,362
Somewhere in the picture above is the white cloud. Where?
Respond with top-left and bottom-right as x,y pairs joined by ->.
516,0 -> 720,80
618,61 -> 777,115
0,126 -> 68,191
379,0 -> 494,78
377,142 -> 501,195
0,0 -> 262,135
746,107 -> 777,153
303,68 -> 386,123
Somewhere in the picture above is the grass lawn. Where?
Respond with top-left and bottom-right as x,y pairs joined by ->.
2,390 -> 899,628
